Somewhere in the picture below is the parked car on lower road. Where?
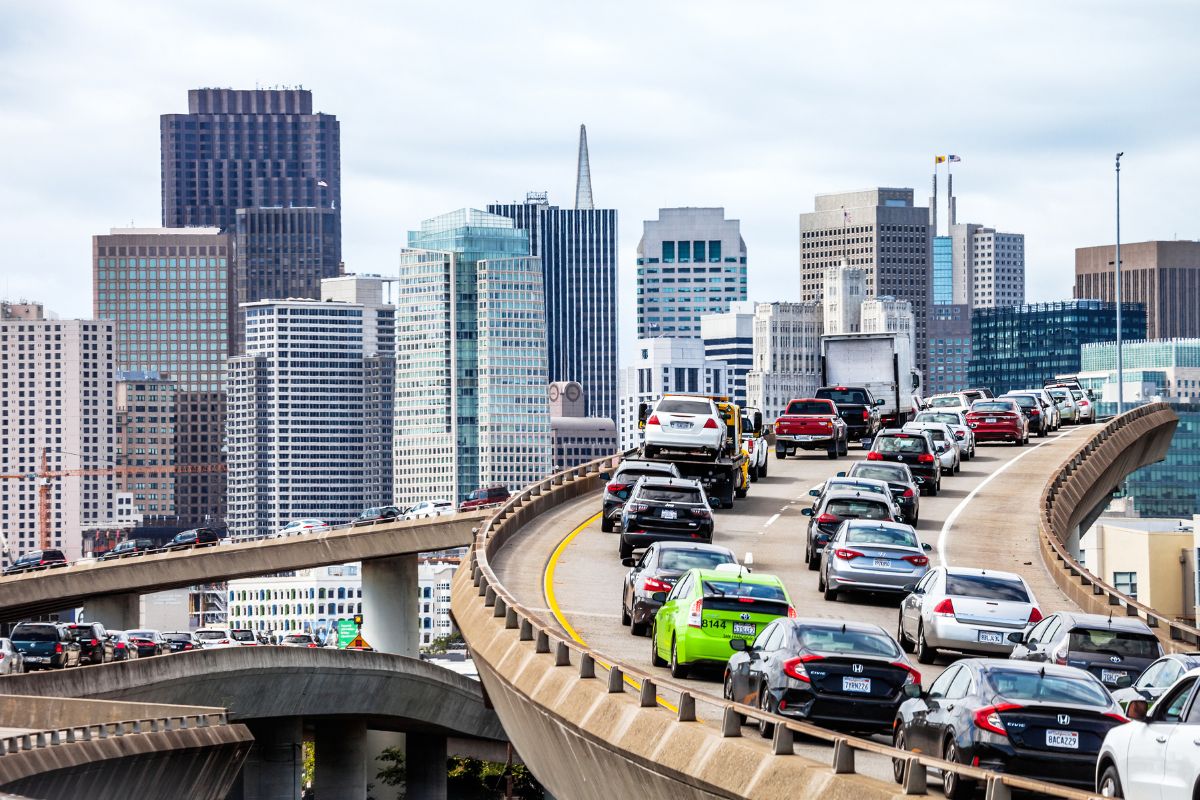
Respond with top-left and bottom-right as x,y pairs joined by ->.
9,622 -> 80,670
126,629 -> 167,658
98,538 -> 158,560
0,638 -> 25,674
280,632 -> 319,648
161,631 -> 199,653
194,628 -> 236,649
107,630 -> 140,660
66,622 -> 113,665
620,541 -> 737,636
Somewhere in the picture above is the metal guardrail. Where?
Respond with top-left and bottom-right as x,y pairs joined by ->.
0,712 -> 229,757
1040,402 -> 1199,649
467,452 -> 1103,799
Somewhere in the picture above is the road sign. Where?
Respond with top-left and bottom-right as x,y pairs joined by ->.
346,633 -> 372,650
336,619 -> 358,647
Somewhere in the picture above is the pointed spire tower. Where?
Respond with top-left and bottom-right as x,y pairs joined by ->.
574,124 -> 594,210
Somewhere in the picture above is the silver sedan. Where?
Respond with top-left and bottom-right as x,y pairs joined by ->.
912,410 -> 976,460
902,422 -> 960,474
818,520 -> 931,601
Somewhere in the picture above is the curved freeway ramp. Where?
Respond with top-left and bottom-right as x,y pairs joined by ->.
454,408 -> 1177,799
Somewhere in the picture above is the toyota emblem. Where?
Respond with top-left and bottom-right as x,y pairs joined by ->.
852,663 -> 864,674
739,612 -> 751,621
1057,714 -> 1071,726
1109,655 -> 1122,663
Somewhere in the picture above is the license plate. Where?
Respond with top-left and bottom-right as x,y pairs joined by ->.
670,420 -> 692,429
842,677 -> 871,693
978,630 -> 1004,645
27,656 -> 48,663
732,622 -> 756,636
1101,669 -> 1127,684
661,509 -> 677,520
872,558 -> 892,568
986,417 -> 997,423
1046,730 -> 1079,749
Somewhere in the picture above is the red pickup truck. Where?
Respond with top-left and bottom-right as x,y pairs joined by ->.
773,399 -> 850,460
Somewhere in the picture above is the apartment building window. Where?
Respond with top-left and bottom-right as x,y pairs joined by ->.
1113,571 -> 1138,599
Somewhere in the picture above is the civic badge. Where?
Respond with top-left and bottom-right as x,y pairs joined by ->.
1057,714 -> 1071,726
852,663 -> 864,674
739,612 -> 751,621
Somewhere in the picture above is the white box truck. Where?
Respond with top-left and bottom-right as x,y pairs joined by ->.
819,333 -> 922,428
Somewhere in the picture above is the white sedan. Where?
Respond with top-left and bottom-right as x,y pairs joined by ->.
405,500 -> 456,519
912,410 -> 977,460
1097,668 -> 1200,798
272,518 -> 329,538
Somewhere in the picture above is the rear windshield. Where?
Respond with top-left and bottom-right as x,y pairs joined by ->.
12,627 -> 58,642
798,628 -> 900,658
972,401 -> 1015,413
874,435 -> 928,454
826,480 -> 887,497
1006,395 -> 1037,408
284,635 -> 314,644
845,526 -> 917,548
785,400 -> 835,415
945,574 -> 1030,602
659,550 -> 734,571
928,396 -> 963,407
656,399 -> 712,415
195,631 -> 228,640
826,498 -> 892,519
1048,390 -> 1070,400
909,427 -> 947,441
640,487 -> 702,503
917,413 -> 961,426
1069,629 -> 1161,659
701,580 -> 787,602
231,630 -> 255,642
164,633 -> 193,642
816,389 -> 869,405
127,631 -> 156,639
617,468 -> 674,481
987,669 -> 1110,706
1071,390 -> 1084,399
850,464 -> 908,482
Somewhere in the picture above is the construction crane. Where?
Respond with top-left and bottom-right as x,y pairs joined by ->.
0,449 -> 227,552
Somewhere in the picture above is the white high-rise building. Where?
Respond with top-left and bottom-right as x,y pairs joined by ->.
618,338 -> 732,450
823,262 -> 867,335
0,302 -> 115,564
226,296 -> 394,539
227,564 -> 364,642
970,229 -> 1025,308
861,296 -> 915,345
746,301 -> 824,420
700,302 -> 754,407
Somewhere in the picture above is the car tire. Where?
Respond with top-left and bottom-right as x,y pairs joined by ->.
650,625 -> 667,667
618,540 -> 632,560
822,577 -> 837,602
807,544 -> 820,571
775,447 -> 787,460
929,479 -> 939,497
630,615 -> 648,637
601,517 -> 614,533
669,636 -> 689,679
916,623 -> 936,665
891,728 -> 909,784
1097,764 -> 1124,798
897,614 -> 914,653
760,458 -> 768,478
941,738 -> 975,800
827,447 -> 838,460
723,671 -> 746,725
621,598 -> 631,627
1038,426 -> 1047,438
757,688 -> 775,739
735,483 -> 748,499
838,436 -> 849,456
1014,435 -> 1024,447
749,464 -> 759,483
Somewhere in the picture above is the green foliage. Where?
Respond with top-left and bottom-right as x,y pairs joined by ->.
302,741 -> 315,788
447,756 -> 543,799
375,746 -> 406,795
424,632 -> 465,654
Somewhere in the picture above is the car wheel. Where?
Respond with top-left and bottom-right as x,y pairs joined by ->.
759,458 -> 768,478
757,688 -> 775,739
630,615 -> 648,637
618,540 -> 632,560
1014,435 -> 1024,447
723,671 -> 746,725
929,479 -> 939,497
941,738 -> 975,800
826,447 -> 838,460
620,596 -> 631,627
735,483 -> 748,499
822,576 -> 838,602
838,436 -> 849,456
807,544 -> 820,571
909,508 -> 919,525
916,622 -> 936,665
775,447 -> 786,460
953,460 -> 960,474
600,517 -> 614,533
891,728 -> 909,784
1097,764 -> 1124,798
650,625 -> 667,667
669,636 -> 689,679
1038,426 -> 1047,438
897,613 -> 914,653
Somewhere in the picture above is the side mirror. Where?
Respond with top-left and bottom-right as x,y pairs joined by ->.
600,472 -> 611,482
1115,674 -> 1133,689
808,488 -> 821,497
913,476 -> 925,485
902,683 -> 923,699
650,592 -> 667,603
801,508 -> 814,517
921,542 -> 932,553
621,557 -> 637,567
1007,632 -> 1025,645
936,444 -> 947,453
836,471 -> 847,477
901,583 -> 918,594
1126,698 -> 1148,722
753,412 -> 763,433
729,637 -> 748,652
638,402 -> 650,424
875,398 -> 886,406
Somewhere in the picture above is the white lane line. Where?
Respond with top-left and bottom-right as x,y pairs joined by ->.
764,513 -> 781,529
936,431 -> 1072,566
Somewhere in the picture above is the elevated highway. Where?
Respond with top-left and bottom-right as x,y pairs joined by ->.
454,405 -> 1178,799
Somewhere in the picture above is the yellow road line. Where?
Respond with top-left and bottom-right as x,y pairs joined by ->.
542,512 -> 681,714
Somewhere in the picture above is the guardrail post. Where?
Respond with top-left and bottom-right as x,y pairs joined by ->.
65,728 -> 76,743
472,566 -> 482,586
771,722 -> 793,755
114,722 -> 125,736
984,776 -> 1011,800
607,666 -> 624,693
721,707 -> 742,738
519,619 -> 533,641
34,732 -> 46,747
554,641 -> 571,666
639,679 -> 656,707
19,735 -> 31,751
832,738 -> 855,773
492,595 -> 506,616
484,586 -> 497,607
902,758 -> 927,794
505,607 -> 518,629
477,574 -> 489,597
97,725 -> 109,740
4,738 -> 16,753
677,692 -> 696,722
579,653 -> 596,679
79,727 -> 91,742
535,630 -> 550,654
49,730 -> 61,746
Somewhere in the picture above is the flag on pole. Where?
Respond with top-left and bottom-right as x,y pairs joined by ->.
947,155 -> 961,163
935,155 -> 947,164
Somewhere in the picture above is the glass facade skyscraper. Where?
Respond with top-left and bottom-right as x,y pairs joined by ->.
932,236 -> 953,305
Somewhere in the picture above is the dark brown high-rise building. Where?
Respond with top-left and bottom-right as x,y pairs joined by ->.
1075,241 -> 1200,340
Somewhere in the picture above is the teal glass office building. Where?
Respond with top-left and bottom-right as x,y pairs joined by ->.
932,236 -> 953,305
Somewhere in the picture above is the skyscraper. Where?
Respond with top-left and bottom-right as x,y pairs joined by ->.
700,304 -> 754,408
636,208 -> 748,339
92,227 -> 232,526
746,301 -> 824,420
1075,240 -> 1200,340
487,126 -> 618,422
799,189 -> 931,371
395,210 -> 551,504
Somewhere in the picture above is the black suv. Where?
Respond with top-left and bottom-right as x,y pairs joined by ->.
99,538 -> 158,561
66,622 -> 114,665
3,548 -> 68,575
163,528 -> 221,550
600,459 -> 683,533
617,477 -> 713,560
867,430 -> 941,495
356,506 -> 403,523
1008,611 -> 1162,689
9,623 -> 80,670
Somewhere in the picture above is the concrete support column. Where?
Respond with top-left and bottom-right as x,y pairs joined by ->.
83,592 -> 140,631
362,554 -> 418,657
237,717 -> 303,800
406,733 -> 447,800
314,720 -> 367,799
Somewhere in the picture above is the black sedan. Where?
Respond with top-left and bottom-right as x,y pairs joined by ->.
842,461 -> 922,525
724,618 -> 920,736
126,630 -> 167,658
892,658 -> 1128,795
618,477 -> 713,560
620,541 -> 736,636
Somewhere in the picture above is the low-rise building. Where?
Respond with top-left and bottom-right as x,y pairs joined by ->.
549,382 -> 618,469
227,565 -> 365,642
746,301 -> 823,420
701,304 -> 754,408
1080,517 -> 1198,623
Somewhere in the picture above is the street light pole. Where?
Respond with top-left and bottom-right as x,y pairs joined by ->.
1115,152 -> 1124,416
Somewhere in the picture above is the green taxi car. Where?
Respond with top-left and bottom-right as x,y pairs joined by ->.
650,564 -> 794,678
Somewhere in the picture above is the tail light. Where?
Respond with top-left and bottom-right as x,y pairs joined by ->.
917,454 -> 935,464
1052,644 -> 1068,665
703,418 -> 719,429
647,414 -> 660,426
834,548 -> 863,561
691,508 -> 711,519
973,703 -> 1020,735
933,598 -> 955,617
892,662 -> 922,685
816,513 -> 840,525
643,576 -> 672,593
116,642 -> 126,650
902,554 -> 929,566
1104,712 -> 1129,724
307,643 -> 317,648
606,482 -> 630,494
1079,400 -> 1089,407
783,654 -> 823,682
184,643 -> 194,650
866,452 -> 883,461
901,488 -> 915,498
90,639 -> 98,646
687,598 -> 703,628
862,409 -> 869,421
787,605 -> 797,618
55,643 -> 63,654
1027,607 -> 1043,624
626,503 -> 649,513
1030,408 -> 1041,416
219,639 -> 230,644
819,420 -> 831,428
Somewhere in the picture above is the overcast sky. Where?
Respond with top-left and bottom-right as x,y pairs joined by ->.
3,1 -> 1199,360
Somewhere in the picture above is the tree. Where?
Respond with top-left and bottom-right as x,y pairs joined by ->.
424,632 -> 465,654
375,746 -> 406,797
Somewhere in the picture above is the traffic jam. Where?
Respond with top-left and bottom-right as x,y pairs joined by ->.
600,382 -> 1188,798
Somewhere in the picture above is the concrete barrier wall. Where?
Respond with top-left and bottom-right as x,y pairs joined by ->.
0,694 -> 224,730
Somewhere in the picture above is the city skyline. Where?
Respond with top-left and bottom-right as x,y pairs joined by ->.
4,3 -> 1200,363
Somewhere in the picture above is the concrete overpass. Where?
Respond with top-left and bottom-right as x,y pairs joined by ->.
453,405 -> 1179,799
0,647 -> 505,799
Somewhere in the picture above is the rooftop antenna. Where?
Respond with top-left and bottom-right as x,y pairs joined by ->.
574,124 -> 594,210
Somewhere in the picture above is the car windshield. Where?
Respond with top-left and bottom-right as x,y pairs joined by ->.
945,574 -> 1030,601
874,435 -> 927,454
1048,390 -> 1070,401
851,464 -> 908,482
826,499 -> 892,519
929,397 -> 962,407
640,487 -> 702,503
817,389 -> 869,405
284,635 -> 313,644
987,669 -> 1110,706
231,631 -> 255,642
785,400 -> 835,415
12,627 -> 57,642
656,399 -> 712,415
972,402 -> 1015,413
918,413 -> 961,425
845,526 -> 917,547
1069,629 -> 1160,659
1071,390 -> 1085,400
700,580 -> 787,601
659,550 -> 734,571
196,631 -> 228,640
798,628 -> 901,658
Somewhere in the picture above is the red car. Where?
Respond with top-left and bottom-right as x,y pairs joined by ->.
773,398 -> 850,460
459,485 -> 510,511
965,399 -> 1029,446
